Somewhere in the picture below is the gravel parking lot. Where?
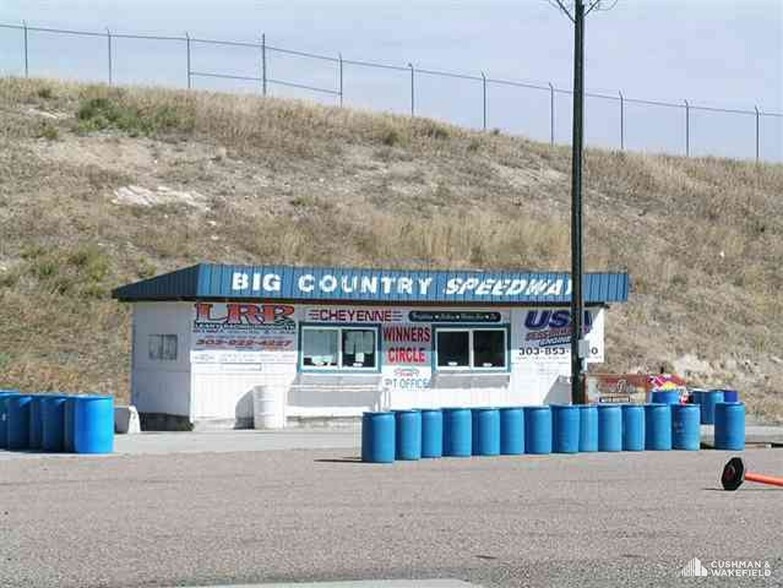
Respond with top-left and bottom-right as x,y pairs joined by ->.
1,441 -> 781,588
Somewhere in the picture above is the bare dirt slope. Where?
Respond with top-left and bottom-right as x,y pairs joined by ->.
0,78 -> 780,420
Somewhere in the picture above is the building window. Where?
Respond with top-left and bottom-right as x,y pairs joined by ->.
436,328 -> 507,370
302,328 -> 339,368
148,334 -> 178,361
474,330 -> 506,368
301,326 -> 377,370
437,331 -> 470,368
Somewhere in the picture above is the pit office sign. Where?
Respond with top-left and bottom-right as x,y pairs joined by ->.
382,325 -> 433,390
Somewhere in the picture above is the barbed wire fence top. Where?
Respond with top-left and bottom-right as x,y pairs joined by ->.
0,21 -> 780,162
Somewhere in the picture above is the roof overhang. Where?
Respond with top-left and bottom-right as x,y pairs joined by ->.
112,263 -> 630,306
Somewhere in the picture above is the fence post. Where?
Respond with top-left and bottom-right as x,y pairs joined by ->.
185,32 -> 191,89
261,33 -> 267,97
481,71 -> 487,131
106,28 -> 113,86
408,62 -> 415,117
754,105 -> 760,163
548,82 -> 555,146
338,52 -> 344,107
684,99 -> 690,157
23,20 -> 29,78
618,90 -> 624,151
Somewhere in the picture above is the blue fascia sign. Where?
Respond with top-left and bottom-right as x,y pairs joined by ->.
113,264 -> 629,304
213,265 -> 627,304
230,269 -> 569,298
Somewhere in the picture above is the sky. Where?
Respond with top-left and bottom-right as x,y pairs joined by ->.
1,0 -> 781,161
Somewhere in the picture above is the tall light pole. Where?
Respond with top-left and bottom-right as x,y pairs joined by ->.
551,0 -> 613,404
570,0 -> 586,405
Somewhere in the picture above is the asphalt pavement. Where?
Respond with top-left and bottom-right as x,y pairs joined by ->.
1,435 -> 782,588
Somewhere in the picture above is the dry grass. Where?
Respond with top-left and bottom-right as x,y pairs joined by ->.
0,77 -> 781,420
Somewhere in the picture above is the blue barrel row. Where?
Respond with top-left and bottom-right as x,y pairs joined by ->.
652,388 -> 740,426
691,389 -> 739,424
362,402 -> 746,462
0,391 -> 114,454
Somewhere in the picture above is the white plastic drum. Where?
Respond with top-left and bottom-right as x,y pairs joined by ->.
253,385 -> 286,429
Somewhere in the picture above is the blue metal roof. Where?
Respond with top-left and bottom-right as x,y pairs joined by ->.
112,263 -> 629,305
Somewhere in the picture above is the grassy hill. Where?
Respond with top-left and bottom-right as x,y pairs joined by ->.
0,77 -> 781,421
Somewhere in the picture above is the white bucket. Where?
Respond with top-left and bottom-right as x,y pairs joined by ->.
115,405 -> 141,434
253,385 -> 285,429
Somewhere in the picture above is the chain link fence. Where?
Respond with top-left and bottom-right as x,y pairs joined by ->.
1,21 -> 780,162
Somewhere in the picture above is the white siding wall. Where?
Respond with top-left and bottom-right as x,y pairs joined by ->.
129,301 -> 607,425
131,302 -> 192,417
190,363 -> 296,421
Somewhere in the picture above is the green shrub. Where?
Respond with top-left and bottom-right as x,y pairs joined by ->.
381,128 -> 401,146
76,96 -> 193,136
31,257 -> 58,280
68,245 -> 110,282
38,122 -> 59,141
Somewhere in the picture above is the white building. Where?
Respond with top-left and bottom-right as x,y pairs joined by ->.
112,264 -> 629,430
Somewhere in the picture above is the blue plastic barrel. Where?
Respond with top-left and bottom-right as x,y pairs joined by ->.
472,408 -> 500,456
720,389 -> 739,403
41,395 -> 67,452
28,395 -> 45,450
420,409 -> 443,458
650,390 -> 680,405
579,405 -> 598,452
73,395 -> 115,454
471,408 -> 482,456
701,390 -> 725,425
361,411 -> 395,463
551,405 -> 580,454
0,391 -> 20,450
499,407 -> 524,455
394,409 -> 422,460
524,406 -> 552,455
597,404 -> 622,452
644,403 -> 672,450
691,389 -> 705,407
621,404 -> 645,451
442,408 -> 472,457
672,404 -> 700,450
63,396 -> 77,452
714,402 -> 745,451
7,395 -> 33,450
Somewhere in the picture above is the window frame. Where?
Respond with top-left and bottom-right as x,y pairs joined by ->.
299,323 -> 381,373
148,334 -> 178,362
433,325 -> 509,372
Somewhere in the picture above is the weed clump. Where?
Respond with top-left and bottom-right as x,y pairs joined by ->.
76,95 -> 193,137
419,120 -> 450,140
23,244 -> 112,298
381,128 -> 402,146
37,122 -> 59,141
